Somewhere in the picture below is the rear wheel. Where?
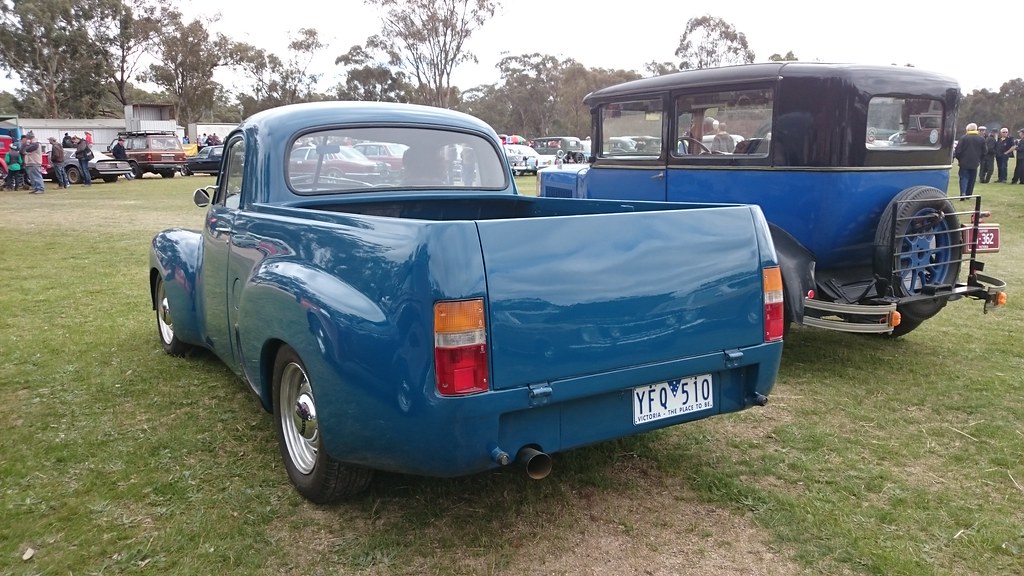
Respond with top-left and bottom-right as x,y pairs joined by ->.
131,162 -> 144,179
873,186 -> 962,337
273,346 -> 373,503
159,170 -> 176,178
65,165 -> 81,185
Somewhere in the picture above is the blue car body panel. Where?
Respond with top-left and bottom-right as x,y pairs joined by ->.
149,101 -> 782,480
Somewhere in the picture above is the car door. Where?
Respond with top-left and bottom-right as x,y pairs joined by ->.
584,97 -> 668,201
198,136 -> 245,367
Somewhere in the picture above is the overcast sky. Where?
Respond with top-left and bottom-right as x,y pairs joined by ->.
4,1 -> 1017,99
174,0 -> 1020,95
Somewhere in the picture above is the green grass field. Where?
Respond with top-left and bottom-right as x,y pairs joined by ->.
1,174 -> 1022,575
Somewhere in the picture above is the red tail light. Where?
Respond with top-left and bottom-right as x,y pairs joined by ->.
763,266 -> 785,342
434,299 -> 489,396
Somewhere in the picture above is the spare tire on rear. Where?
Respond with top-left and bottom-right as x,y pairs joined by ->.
872,186 -> 962,336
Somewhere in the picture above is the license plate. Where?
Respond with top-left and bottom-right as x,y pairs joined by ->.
633,374 -> 713,425
966,224 -> 1000,252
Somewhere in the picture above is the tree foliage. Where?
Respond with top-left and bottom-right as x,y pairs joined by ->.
674,15 -> 754,70
141,14 -> 230,127
364,0 -> 497,108
0,0 -> 120,118
333,45 -> 412,103
231,28 -> 328,117
768,51 -> 798,62
108,0 -> 163,107
961,79 -> 1024,133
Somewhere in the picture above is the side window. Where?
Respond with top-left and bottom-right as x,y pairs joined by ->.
218,139 -> 245,209
674,88 -> 774,157
866,97 -> 943,150
599,99 -> 664,158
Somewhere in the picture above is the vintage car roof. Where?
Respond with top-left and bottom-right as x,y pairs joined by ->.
583,62 -> 960,104
241,101 -> 498,137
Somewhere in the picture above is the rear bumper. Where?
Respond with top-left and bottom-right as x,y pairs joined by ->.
317,340 -> 782,478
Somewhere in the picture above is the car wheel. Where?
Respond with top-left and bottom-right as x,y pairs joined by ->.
182,165 -> 193,176
160,170 -> 176,178
273,345 -> 373,503
155,276 -> 194,356
65,165 -> 81,185
873,186 -> 962,337
102,175 -> 118,183
131,162 -> 144,179
324,168 -> 343,179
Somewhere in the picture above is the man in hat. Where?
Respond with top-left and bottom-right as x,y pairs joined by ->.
979,126 -> 996,183
21,131 -> 45,194
72,135 -> 93,186
110,136 -> 133,179
1012,129 -> 1024,185
48,136 -> 70,188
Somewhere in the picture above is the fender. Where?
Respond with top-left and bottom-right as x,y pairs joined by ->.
149,228 -> 205,347
238,260 -> 394,419
767,223 -> 816,324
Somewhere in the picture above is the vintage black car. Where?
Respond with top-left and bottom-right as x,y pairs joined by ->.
183,145 -> 223,176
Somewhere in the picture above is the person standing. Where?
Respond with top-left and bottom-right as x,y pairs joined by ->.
994,127 -> 1014,182
73,135 -> 93,186
4,144 -> 23,190
47,137 -> 70,188
21,131 -> 45,194
1012,129 -> 1024,185
979,126 -> 996,183
61,132 -> 73,148
110,137 -> 133,179
953,122 -> 986,198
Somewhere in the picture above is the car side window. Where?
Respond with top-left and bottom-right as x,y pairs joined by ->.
598,99 -> 664,159
217,139 -> 245,209
673,88 -> 774,158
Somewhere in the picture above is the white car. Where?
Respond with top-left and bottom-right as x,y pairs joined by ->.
504,144 -> 542,176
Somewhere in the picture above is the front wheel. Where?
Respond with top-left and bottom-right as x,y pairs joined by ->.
155,276 -> 193,356
273,346 -> 373,503
873,186 -> 962,337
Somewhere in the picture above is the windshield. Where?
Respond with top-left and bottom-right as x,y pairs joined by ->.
288,127 -> 507,193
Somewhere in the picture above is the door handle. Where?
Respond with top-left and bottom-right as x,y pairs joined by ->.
651,172 -> 665,180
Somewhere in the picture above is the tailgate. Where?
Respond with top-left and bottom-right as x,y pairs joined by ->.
477,206 -> 767,390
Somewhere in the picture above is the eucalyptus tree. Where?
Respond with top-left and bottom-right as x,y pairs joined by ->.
142,13 -> 230,127
108,0 -> 164,107
231,29 -> 329,117
333,45 -> 413,103
0,0 -> 120,117
363,0 -> 499,108
674,14 -> 754,70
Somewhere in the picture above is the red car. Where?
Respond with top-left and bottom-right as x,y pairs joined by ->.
289,145 -> 386,185
352,141 -> 408,174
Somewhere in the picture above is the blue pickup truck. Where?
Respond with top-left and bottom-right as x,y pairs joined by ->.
149,101 -> 784,502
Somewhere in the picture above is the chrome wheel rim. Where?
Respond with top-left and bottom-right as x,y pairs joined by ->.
157,282 -> 175,344
279,361 -> 318,475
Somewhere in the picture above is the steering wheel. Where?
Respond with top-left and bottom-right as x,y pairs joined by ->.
678,137 -> 713,155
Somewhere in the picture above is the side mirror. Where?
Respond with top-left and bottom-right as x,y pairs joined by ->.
193,186 -> 212,207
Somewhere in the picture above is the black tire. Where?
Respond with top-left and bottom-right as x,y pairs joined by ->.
65,165 -> 81,185
159,170 -> 176,178
102,175 -> 118,183
155,276 -> 194,356
182,165 -> 193,176
873,186 -> 962,337
273,346 -> 373,503
131,162 -> 144,179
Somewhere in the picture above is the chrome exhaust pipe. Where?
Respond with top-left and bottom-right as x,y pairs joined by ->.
516,447 -> 552,480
